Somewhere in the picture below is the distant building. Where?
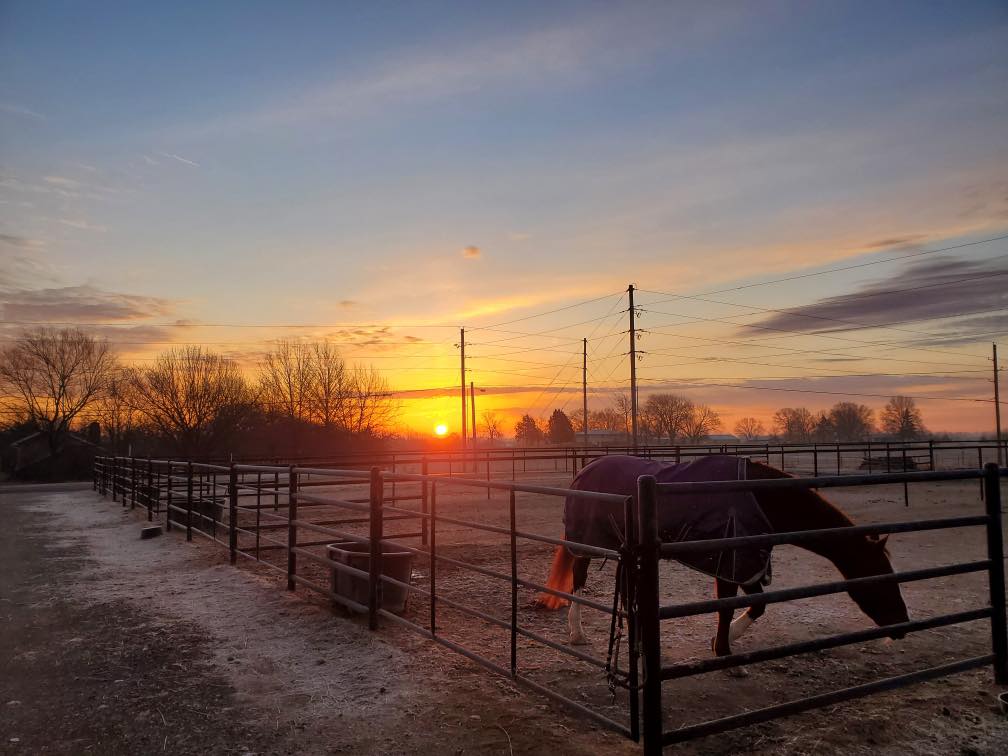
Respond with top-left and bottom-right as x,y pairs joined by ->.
1,430 -> 101,480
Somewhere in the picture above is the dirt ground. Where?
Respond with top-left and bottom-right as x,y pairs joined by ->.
2,470 -> 1008,754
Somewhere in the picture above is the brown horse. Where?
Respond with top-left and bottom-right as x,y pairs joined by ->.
538,455 -> 909,658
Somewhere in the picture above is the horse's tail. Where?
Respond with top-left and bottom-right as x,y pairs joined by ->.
536,546 -> 575,609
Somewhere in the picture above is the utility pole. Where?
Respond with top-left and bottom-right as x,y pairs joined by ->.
470,380 -> 477,449
582,337 -> 589,449
459,328 -> 467,454
995,342 -> 1003,466
628,284 -> 639,454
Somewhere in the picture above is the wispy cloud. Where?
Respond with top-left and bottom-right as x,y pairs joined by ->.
0,284 -> 176,322
57,218 -> 107,232
0,233 -> 45,249
166,5 -> 752,141
0,103 -> 45,121
741,255 -> 1008,344
157,151 -> 200,168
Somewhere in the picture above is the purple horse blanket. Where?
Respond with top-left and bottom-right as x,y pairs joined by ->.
565,455 -> 772,585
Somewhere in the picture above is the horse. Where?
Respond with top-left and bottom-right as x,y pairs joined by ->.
537,455 -> 909,659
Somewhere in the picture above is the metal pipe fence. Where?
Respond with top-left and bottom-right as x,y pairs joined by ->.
92,454 -> 640,738
634,463 -> 1008,753
92,454 -> 1008,753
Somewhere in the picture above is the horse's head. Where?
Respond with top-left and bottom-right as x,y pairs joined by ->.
846,534 -> 909,638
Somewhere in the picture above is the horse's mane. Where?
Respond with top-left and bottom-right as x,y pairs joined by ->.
746,459 -> 890,560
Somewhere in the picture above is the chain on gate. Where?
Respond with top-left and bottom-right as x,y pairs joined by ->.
605,545 -> 640,697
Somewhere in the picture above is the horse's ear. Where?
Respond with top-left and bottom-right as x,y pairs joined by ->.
877,535 -> 889,550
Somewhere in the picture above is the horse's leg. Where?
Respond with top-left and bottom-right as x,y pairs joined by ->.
568,556 -> 591,645
729,582 -> 765,644
711,578 -> 738,657
711,578 -> 750,677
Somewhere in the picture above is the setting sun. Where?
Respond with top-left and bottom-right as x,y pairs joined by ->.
434,424 -> 448,437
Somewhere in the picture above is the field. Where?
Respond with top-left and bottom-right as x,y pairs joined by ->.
2,464 -> 1007,754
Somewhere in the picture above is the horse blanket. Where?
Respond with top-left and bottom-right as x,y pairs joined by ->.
564,455 -> 772,585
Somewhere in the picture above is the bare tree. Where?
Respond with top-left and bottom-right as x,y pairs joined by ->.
258,340 -> 314,421
812,410 -> 835,442
613,393 -> 632,436
642,393 -> 694,443
733,416 -> 765,441
307,342 -> 349,427
481,410 -> 504,443
85,370 -> 138,453
591,407 -> 624,432
683,403 -> 721,443
772,407 -> 816,442
340,366 -> 400,436
0,328 -> 117,451
829,401 -> 874,441
130,346 -> 252,456
881,396 -> 926,440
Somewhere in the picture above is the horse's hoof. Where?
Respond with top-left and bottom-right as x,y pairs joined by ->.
725,666 -> 749,678
569,633 -> 589,647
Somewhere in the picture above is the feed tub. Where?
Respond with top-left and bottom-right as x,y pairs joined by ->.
326,541 -> 414,614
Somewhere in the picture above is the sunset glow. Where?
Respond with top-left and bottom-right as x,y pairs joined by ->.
1,3 -> 1005,436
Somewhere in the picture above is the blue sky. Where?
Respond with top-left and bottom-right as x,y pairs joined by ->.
2,1 -> 1007,431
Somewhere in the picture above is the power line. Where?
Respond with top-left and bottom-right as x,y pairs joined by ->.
635,295 -> 1008,358
676,233 -> 1008,298
467,290 -> 624,331
641,310 -> 988,367
632,376 -> 993,403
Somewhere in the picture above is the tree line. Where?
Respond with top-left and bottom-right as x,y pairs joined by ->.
732,397 -> 927,443
0,328 -> 399,457
511,392 -> 723,446
0,328 -> 934,458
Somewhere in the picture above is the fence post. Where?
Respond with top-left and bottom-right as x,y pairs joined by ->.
813,445 -> 818,477
287,465 -> 298,591
146,458 -> 154,521
636,474 -> 663,755
983,463 -> 1007,684
624,494 -> 641,743
185,461 -> 194,540
929,440 -> 935,471
980,447 -> 985,499
229,464 -> 238,565
509,489 -> 518,678
421,457 -> 429,546
129,457 -> 136,509
368,466 -> 384,631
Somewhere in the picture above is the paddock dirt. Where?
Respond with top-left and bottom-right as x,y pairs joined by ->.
2,471 -> 1007,754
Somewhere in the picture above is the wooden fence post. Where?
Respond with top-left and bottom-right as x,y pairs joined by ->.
637,474 -> 663,754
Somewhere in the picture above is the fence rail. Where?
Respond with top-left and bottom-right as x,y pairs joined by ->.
635,463 -> 1008,753
91,453 -> 1008,753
